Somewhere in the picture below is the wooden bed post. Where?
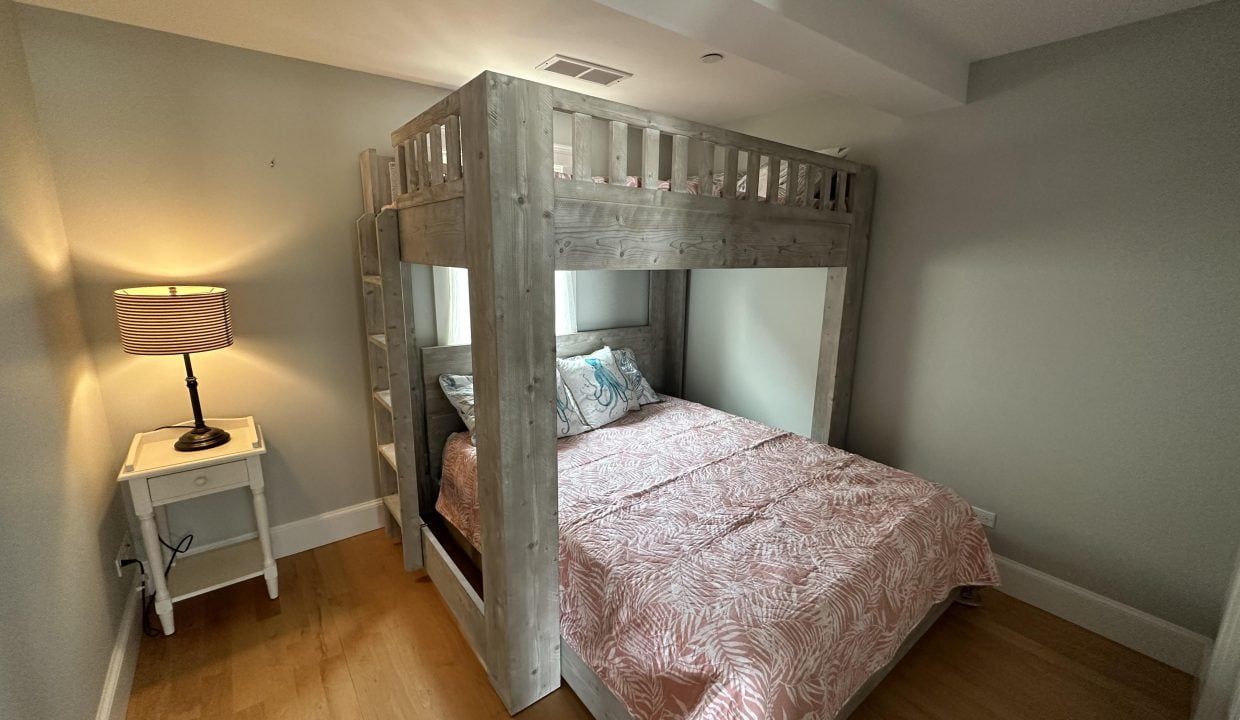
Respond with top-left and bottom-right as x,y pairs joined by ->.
811,166 -> 876,447
459,71 -> 561,713
648,270 -> 688,397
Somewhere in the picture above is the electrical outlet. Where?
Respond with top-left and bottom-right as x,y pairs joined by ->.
972,506 -> 997,529
113,532 -> 134,577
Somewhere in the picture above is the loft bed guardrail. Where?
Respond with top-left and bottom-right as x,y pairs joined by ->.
356,70 -> 878,717
390,88 -> 858,213
384,84 -> 864,273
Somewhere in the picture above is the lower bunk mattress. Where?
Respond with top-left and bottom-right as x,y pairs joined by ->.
435,396 -> 999,719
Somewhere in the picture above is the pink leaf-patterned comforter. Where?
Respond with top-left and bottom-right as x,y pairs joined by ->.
435,397 -> 999,719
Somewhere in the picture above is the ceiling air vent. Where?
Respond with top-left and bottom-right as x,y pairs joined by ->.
537,55 -> 632,86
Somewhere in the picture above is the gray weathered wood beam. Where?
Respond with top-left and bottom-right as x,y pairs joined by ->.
811,165 -> 875,446
459,71 -> 560,714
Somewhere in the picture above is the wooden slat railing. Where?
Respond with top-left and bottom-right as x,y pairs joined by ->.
550,85 -> 857,214
607,120 -> 627,185
746,150 -> 762,201
572,113 -> 592,179
390,92 -> 464,202
391,119 -> 464,200
445,116 -> 462,182
389,85 -> 856,213
640,127 -> 659,190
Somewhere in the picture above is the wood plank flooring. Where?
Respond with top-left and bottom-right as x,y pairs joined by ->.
126,530 -> 1194,719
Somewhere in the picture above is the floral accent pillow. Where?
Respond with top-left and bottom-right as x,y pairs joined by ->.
557,347 -> 639,428
555,369 -> 591,437
611,346 -> 661,405
438,374 -> 476,431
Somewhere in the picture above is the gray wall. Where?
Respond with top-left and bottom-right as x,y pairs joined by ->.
0,1 -> 129,716
17,6 -> 448,544
16,7 -> 650,550
687,0 -> 1240,636
575,270 -> 650,332
686,269 -> 826,437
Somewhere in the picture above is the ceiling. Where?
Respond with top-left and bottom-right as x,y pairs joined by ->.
20,0 -> 1215,122
879,0 -> 1215,61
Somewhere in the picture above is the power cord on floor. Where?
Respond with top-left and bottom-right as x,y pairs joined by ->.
122,533 -> 195,637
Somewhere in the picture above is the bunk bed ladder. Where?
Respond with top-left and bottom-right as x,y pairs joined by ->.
357,149 -> 424,571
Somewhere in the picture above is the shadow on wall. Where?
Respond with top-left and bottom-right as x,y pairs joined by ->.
1,159 -> 128,720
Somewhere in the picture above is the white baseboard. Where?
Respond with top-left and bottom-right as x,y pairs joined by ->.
993,554 -> 1212,675
269,498 -> 387,559
179,498 -> 387,561
96,577 -> 143,720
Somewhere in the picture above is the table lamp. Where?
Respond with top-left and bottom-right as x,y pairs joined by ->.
113,285 -> 234,451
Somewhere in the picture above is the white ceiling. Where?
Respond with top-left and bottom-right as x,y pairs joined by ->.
20,0 -> 1215,122
17,0 -> 811,123
878,0 -> 1216,61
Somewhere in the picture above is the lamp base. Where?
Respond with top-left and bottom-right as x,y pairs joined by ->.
175,425 -> 231,452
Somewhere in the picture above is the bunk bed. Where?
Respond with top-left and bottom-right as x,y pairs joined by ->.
355,70 -> 999,720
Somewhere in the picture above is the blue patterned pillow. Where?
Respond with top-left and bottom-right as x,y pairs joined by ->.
557,347 -> 639,428
555,369 -> 591,437
611,346 -> 661,405
438,374 -> 476,431
440,372 -> 590,439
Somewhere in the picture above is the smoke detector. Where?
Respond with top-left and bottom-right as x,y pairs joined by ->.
537,55 -> 632,86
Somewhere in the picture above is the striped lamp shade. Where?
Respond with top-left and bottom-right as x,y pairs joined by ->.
113,286 -> 233,355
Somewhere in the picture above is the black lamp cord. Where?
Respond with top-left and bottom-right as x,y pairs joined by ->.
122,533 -> 195,637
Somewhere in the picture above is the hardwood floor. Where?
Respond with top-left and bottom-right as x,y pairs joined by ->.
126,530 -> 1194,719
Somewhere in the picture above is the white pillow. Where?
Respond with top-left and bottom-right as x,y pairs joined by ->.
611,347 -> 660,405
555,369 -> 591,437
440,372 -> 590,439
438,374 -> 476,431
557,346 -> 639,428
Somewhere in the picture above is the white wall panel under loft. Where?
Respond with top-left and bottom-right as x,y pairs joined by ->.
409,263 -> 438,347
575,270 -> 649,332
685,268 -> 827,438
428,268 -> 651,346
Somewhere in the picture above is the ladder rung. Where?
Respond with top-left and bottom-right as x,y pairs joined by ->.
368,334 -> 387,349
382,494 -> 401,528
374,389 -> 392,411
362,274 -> 382,286
378,442 -> 397,469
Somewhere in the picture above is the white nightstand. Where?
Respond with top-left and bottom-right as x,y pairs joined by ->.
118,416 -> 277,635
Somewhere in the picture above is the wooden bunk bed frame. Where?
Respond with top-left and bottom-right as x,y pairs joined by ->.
356,70 -> 888,717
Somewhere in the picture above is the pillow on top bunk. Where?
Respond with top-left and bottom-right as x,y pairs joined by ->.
439,371 -> 590,439
612,347 -> 660,405
556,346 -> 639,428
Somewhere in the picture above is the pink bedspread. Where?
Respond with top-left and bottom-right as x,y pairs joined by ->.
435,397 -> 999,719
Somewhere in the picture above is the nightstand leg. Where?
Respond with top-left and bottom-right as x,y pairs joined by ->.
250,485 -> 279,599
137,511 -> 175,634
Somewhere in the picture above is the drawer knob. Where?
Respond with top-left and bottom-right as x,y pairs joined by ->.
193,476 -> 208,487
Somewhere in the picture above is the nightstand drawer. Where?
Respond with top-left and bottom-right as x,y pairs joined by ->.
148,459 -> 250,504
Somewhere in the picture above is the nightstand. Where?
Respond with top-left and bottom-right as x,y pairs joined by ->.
118,416 -> 277,635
